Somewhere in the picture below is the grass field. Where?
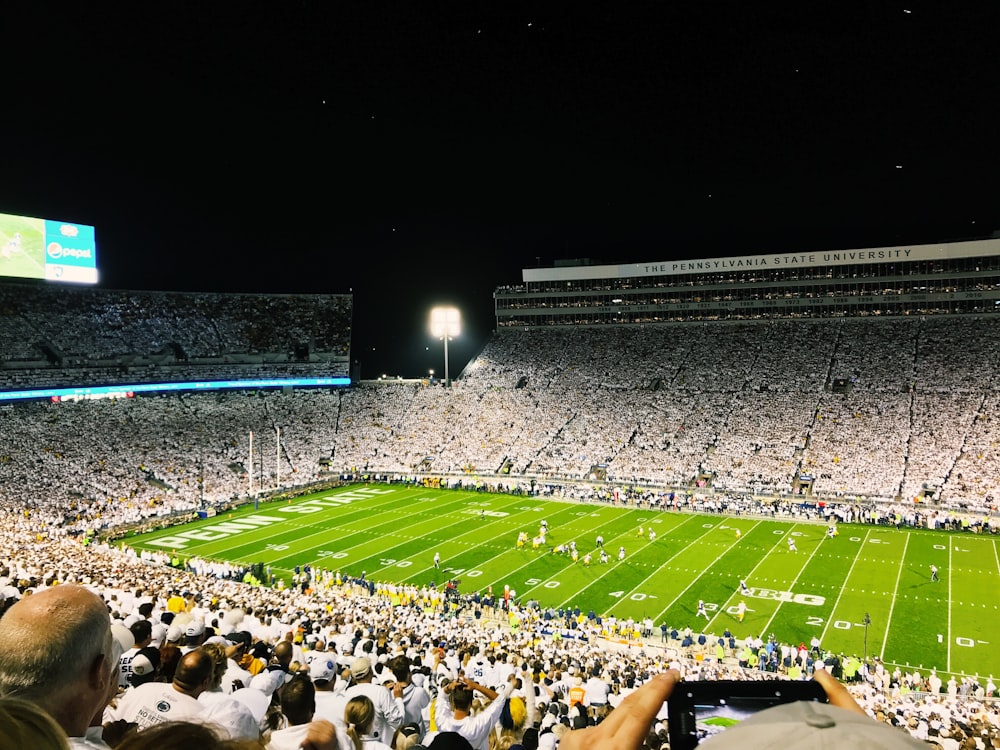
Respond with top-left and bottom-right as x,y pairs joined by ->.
124,483 -> 1000,681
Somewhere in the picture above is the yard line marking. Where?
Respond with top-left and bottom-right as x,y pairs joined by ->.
947,535 -> 954,673
271,488 -> 537,570
553,515 -> 703,609
382,498 -> 594,579
649,520 -> 767,624
758,525 -> 826,637
477,507 -> 646,593
272,490 -> 491,565
880,533 -> 908,661
143,487 -> 414,556
704,523 -> 792,631
819,528 -> 871,645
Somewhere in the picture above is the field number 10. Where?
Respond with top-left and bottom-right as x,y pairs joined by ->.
937,634 -> 985,648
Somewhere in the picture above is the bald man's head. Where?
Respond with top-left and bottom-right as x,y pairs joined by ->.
0,585 -> 114,737
172,648 -> 214,697
274,640 -> 294,667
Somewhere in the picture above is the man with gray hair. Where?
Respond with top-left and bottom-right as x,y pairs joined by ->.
0,584 -> 121,748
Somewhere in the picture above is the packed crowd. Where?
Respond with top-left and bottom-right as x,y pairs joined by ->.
0,282 -> 352,365
5,289 -> 1000,747
0,517 -> 994,749
2,316 -> 1000,541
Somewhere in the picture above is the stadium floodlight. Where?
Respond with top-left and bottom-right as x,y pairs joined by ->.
429,306 -> 461,387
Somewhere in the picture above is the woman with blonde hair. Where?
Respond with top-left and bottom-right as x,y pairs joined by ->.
345,695 -> 393,750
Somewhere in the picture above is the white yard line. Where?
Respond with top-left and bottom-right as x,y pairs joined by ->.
947,535 -> 954,673
757,526 -> 826,637
879,533 -> 908,660
554,514 -> 704,610
702,522 -> 791,631
818,528 -> 871,644
650,520 -> 764,623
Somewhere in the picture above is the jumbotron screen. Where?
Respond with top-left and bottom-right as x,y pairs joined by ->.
0,211 -> 98,284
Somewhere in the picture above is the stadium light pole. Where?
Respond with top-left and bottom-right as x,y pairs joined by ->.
430,307 -> 461,387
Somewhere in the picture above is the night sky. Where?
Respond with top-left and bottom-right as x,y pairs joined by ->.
1,2 -> 996,378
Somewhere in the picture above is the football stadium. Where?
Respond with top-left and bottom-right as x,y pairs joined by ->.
3,231 -> 1000,745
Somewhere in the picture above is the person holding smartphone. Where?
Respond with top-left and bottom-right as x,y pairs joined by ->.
558,669 -> 925,750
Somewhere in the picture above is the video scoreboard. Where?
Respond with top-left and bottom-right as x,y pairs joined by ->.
0,211 -> 98,284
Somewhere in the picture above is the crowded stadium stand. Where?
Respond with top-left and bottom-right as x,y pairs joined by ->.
0,282 -> 352,388
3,240 -> 1000,530
4,240 -> 1000,748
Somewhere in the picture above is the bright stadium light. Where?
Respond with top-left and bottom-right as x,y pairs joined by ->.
429,306 -> 461,387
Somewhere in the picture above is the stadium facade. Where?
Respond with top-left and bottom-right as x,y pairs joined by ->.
495,238 -> 1000,327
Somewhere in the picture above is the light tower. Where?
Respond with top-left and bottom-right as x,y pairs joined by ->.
429,306 -> 461,387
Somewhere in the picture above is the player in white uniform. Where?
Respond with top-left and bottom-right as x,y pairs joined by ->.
737,600 -> 747,623
618,546 -> 626,561
787,536 -> 797,552
696,600 -> 710,621
434,552 -> 441,569
739,578 -> 750,595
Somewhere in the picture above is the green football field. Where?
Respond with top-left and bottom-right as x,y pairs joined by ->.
123,484 -> 1000,681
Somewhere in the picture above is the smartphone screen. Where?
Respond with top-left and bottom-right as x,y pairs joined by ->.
668,681 -> 826,750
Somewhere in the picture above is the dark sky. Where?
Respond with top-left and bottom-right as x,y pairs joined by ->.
1,2 -> 997,378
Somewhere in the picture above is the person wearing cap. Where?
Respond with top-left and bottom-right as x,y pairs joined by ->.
113,648 -> 213,729
0,584 -> 125,749
196,642 -> 261,741
128,648 -> 162,688
435,672 -> 516,750
343,656 -> 405,743
584,667 -> 609,718
392,722 -> 423,750
119,619 -> 154,689
311,654 -> 348,727
182,620 -> 208,654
